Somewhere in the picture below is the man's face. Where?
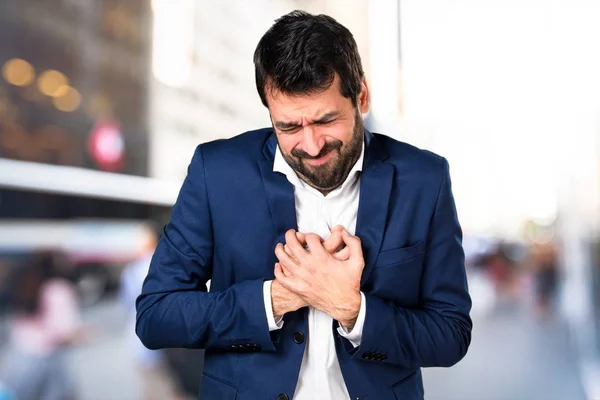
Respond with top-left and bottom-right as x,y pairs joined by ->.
267,75 -> 369,193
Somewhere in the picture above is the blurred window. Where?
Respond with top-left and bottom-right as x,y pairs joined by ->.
151,0 -> 195,87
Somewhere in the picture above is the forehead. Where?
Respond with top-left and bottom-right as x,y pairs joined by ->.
266,78 -> 350,121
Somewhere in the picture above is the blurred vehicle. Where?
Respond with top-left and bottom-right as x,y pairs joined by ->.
0,157 -> 180,309
0,220 -> 155,309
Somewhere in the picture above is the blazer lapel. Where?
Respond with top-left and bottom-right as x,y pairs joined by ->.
258,134 -> 298,243
356,131 -> 394,286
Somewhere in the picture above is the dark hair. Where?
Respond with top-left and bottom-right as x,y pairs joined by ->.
253,10 -> 364,108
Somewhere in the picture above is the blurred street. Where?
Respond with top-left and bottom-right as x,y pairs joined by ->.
423,302 -> 587,400
64,298 -> 137,400
18,293 -> 583,400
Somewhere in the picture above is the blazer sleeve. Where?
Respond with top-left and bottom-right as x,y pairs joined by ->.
352,157 -> 472,368
135,145 -> 275,352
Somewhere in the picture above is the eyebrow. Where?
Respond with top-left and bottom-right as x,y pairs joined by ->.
274,111 -> 341,130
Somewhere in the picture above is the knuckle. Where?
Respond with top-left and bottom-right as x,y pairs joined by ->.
305,233 -> 319,241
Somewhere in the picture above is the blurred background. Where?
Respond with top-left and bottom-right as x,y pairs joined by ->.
0,0 -> 599,399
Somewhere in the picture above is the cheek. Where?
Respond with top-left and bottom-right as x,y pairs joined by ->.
277,135 -> 300,155
322,123 -> 353,144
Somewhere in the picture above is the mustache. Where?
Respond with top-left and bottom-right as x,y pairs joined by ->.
291,140 -> 343,160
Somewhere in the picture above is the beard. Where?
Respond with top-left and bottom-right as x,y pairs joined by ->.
279,108 -> 364,192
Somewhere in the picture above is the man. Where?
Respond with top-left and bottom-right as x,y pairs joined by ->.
136,10 -> 472,400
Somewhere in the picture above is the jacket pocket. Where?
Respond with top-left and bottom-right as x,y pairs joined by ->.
200,372 -> 238,400
375,241 -> 426,268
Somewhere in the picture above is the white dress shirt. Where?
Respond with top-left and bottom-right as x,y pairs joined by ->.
262,142 -> 367,399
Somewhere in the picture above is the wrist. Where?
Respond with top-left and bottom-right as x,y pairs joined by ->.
336,291 -> 361,329
271,280 -> 286,318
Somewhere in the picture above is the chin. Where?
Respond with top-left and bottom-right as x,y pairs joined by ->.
308,179 -> 342,192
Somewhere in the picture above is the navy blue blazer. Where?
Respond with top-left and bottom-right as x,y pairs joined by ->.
136,128 -> 472,400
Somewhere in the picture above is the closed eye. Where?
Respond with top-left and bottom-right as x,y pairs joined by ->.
279,126 -> 301,134
315,119 -> 336,126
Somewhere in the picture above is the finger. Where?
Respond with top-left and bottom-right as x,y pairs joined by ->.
275,262 -> 291,278
322,231 -> 343,254
275,243 -> 300,271
283,244 -> 299,263
332,246 -> 350,261
341,229 -> 364,260
304,233 -> 327,257
330,225 -> 345,234
274,263 -> 291,284
276,263 -> 308,296
295,231 -> 308,249
276,243 -> 312,281
280,262 -> 296,278
285,229 -> 308,258
274,262 -> 282,276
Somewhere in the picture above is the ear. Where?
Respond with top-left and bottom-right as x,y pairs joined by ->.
357,76 -> 370,114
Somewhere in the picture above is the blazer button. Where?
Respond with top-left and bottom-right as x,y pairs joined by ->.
277,394 -> 289,400
293,332 -> 305,344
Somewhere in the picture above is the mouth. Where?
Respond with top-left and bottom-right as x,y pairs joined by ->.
304,150 -> 336,166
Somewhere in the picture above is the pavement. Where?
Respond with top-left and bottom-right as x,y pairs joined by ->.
422,300 -> 587,400
0,291 -> 592,400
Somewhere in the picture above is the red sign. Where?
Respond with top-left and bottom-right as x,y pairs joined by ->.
88,120 -> 125,171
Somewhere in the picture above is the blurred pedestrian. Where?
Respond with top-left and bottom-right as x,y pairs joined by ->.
531,241 -> 560,317
121,225 -> 184,400
0,250 -> 84,400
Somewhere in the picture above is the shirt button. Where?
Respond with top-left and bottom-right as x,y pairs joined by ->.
293,331 -> 305,344
277,394 -> 289,400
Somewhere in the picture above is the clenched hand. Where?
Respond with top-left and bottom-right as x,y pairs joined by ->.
274,227 -> 365,329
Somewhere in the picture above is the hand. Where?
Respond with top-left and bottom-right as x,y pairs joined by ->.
287,225 -> 350,261
274,228 -> 365,328
271,226 -> 346,318
271,278 -> 308,319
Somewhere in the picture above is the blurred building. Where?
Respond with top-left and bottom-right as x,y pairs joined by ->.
0,0 -> 153,217
149,0 -> 275,181
0,0 -> 167,307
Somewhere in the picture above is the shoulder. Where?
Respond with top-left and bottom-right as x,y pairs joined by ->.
198,128 -> 273,164
182,128 -> 273,186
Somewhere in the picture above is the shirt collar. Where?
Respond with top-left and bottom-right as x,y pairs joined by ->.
273,139 -> 365,191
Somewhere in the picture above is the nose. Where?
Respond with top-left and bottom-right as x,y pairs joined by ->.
300,126 -> 324,157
